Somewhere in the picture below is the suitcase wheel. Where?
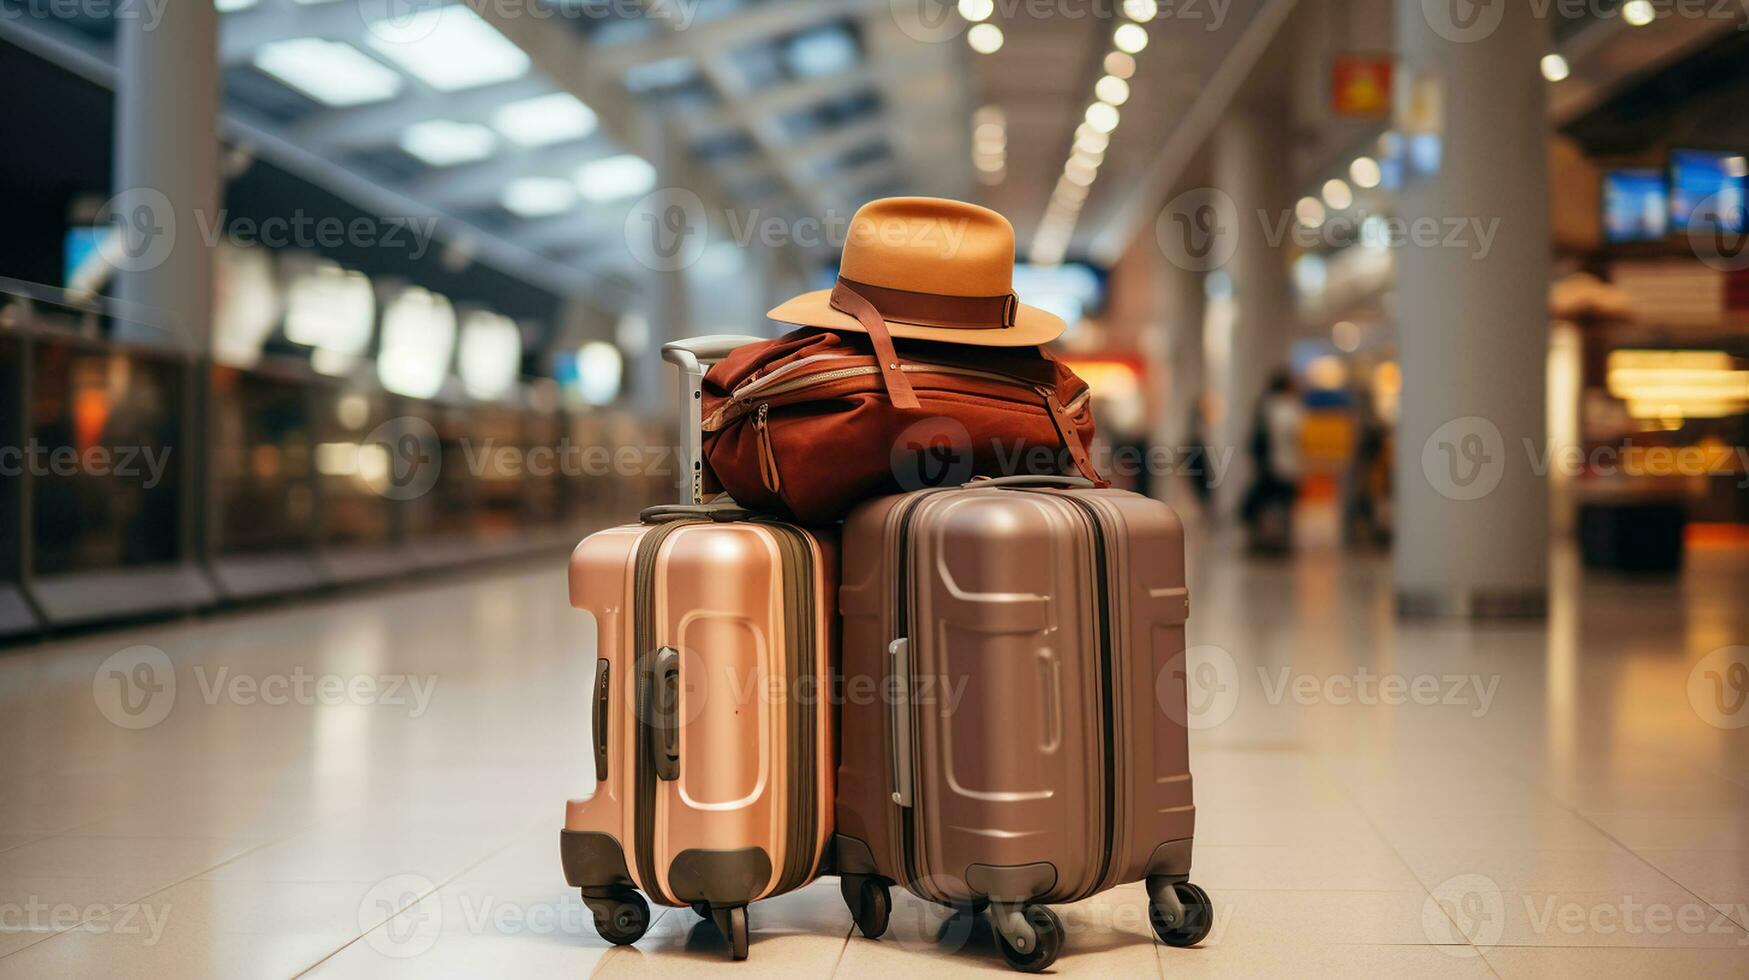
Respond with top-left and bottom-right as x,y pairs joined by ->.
1149,880 -> 1214,948
991,903 -> 1062,973
708,904 -> 749,961
839,875 -> 891,940
587,890 -> 650,946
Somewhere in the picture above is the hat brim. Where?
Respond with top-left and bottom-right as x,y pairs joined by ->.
767,289 -> 1065,348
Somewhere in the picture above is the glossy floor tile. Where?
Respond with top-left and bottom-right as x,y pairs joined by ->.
2,525 -> 1747,977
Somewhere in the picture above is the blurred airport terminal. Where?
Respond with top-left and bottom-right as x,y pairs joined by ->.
2,0 -> 1749,976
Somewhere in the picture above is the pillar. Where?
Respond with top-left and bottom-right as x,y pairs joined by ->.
1393,0 -> 1550,617
111,0 -> 220,352
1210,102 -> 1295,519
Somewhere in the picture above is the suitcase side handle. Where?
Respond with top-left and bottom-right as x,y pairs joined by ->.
653,647 -> 682,781
592,658 -> 611,782
888,638 -> 914,808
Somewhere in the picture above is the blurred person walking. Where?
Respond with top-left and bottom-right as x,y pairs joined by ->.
1240,370 -> 1303,554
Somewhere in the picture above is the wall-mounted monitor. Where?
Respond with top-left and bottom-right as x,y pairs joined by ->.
1668,149 -> 1748,234
1602,169 -> 1669,244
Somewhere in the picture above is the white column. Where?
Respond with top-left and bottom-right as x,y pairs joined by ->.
1146,253 -> 1207,507
111,1 -> 219,352
1393,0 -> 1550,616
1210,102 -> 1294,518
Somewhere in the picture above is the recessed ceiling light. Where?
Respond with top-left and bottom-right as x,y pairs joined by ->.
1113,23 -> 1149,54
1350,156 -> 1382,188
1123,0 -> 1159,20
491,93 -> 599,147
1295,196 -> 1326,228
1322,178 -> 1353,210
1621,0 -> 1655,26
365,6 -> 531,92
958,0 -> 995,20
1095,75 -> 1130,106
1076,125 -> 1110,154
1540,53 -> 1571,82
501,177 -> 578,218
253,38 -> 403,107
575,154 -> 658,202
400,120 -> 497,167
968,22 -> 1004,54
215,0 -> 259,11
1085,101 -> 1120,134
1104,51 -> 1136,79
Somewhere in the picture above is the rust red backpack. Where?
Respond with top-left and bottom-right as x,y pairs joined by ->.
699,327 -> 1103,523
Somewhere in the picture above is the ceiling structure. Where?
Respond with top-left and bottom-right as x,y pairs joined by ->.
1,0 -> 972,299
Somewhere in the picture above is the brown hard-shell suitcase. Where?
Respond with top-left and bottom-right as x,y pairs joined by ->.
833,475 -> 1212,971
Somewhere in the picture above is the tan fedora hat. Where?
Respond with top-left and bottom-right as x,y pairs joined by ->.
768,196 -> 1065,349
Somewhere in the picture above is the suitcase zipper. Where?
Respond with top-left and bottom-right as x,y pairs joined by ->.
758,520 -> 820,895
631,518 -> 694,906
1056,493 -> 1121,896
754,403 -> 781,492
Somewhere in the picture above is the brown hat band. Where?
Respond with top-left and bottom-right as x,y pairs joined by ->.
832,278 -> 1019,330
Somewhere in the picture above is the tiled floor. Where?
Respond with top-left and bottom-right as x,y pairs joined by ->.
2,525 -> 1747,978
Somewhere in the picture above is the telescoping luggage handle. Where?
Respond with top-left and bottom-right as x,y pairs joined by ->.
662,336 -> 764,505
967,475 -> 1096,490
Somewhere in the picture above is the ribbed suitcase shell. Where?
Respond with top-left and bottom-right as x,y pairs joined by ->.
835,483 -> 1195,905
561,516 -> 836,934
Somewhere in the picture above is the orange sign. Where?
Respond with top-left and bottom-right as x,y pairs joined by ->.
1332,56 -> 1393,118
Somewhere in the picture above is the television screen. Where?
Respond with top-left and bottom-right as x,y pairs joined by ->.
1669,149 -> 1748,234
1602,169 -> 1669,244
